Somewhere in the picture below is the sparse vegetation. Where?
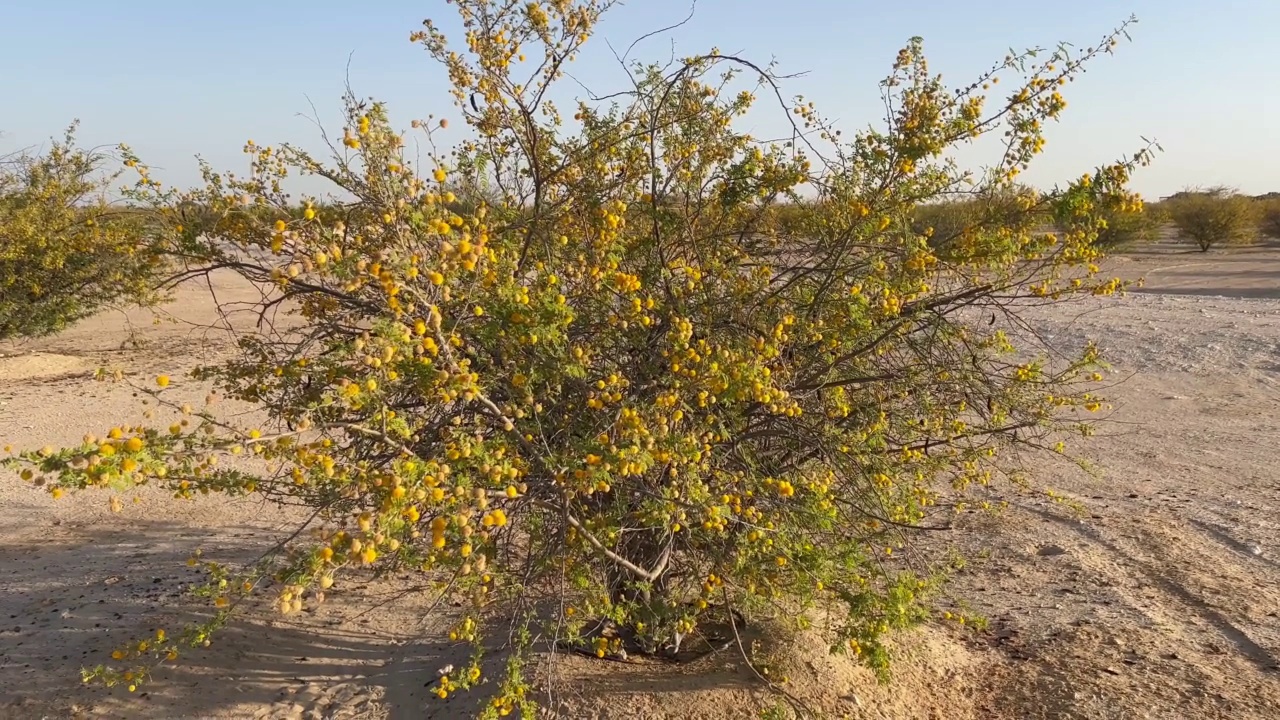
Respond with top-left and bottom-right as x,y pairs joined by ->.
4,2 -> 1156,715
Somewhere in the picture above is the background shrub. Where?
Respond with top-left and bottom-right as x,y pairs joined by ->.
911,186 -> 1049,259
1258,198 -> 1280,240
0,125 -> 164,339
1164,186 -> 1259,251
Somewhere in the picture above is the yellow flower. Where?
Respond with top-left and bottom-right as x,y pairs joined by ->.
434,168 -> 447,183
156,375 -> 170,388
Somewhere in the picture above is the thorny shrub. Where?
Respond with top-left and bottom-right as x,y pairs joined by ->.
1164,186 -> 1259,251
1258,198 -> 1280,240
0,124 -> 164,339
7,1 -> 1154,714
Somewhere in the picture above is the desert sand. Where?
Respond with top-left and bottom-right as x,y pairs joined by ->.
1,244 -> 1277,719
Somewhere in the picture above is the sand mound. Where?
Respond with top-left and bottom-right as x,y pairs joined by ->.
528,623 -> 990,720
0,352 -> 93,382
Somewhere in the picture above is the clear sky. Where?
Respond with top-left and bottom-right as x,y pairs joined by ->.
2,1 -> 1277,200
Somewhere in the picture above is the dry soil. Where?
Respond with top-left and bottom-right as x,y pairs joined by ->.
1,244 -> 1277,719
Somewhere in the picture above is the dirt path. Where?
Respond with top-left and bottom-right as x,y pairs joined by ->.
950,368 -> 1280,719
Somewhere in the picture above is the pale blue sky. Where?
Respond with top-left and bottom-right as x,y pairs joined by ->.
2,1 -> 1277,200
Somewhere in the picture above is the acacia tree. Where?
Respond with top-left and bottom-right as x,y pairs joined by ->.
0,125 -> 164,339
1165,186 -> 1259,251
8,1 -> 1151,714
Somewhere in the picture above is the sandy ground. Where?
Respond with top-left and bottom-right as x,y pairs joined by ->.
1,244 -> 1277,719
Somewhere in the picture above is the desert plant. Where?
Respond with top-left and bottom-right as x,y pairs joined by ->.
1164,186 -> 1259,251
6,2 -> 1152,713
0,125 -> 165,339
1258,198 -> 1280,240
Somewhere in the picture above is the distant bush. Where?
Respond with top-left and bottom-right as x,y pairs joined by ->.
0,126 -> 165,339
1164,187 -> 1259,251
1142,200 -> 1170,227
1259,199 -> 1280,240
910,200 -> 978,246
912,187 -> 1050,259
